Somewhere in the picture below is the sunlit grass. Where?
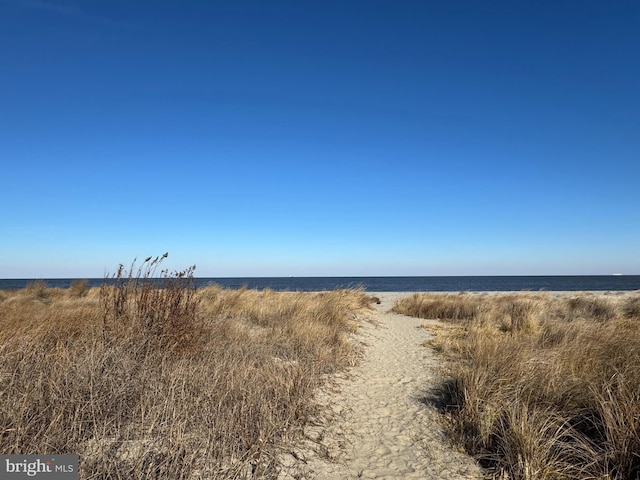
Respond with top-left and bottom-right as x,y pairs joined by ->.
0,257 -> 374,479
394,291 -> 640,480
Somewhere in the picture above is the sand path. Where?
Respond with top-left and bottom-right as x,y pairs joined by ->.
278,292 -> 483,480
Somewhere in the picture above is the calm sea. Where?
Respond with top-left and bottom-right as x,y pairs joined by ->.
1,276 -> 639,292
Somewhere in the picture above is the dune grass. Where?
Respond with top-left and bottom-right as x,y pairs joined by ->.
0,258 -> 373,479
393,291 -> 640,480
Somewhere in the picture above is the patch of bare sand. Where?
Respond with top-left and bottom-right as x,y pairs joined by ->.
276,293 -> 483,480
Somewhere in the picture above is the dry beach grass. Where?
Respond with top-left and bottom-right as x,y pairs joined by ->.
0,258 -> 373,479
4,266 -> 640,480
393,291 -> 640,480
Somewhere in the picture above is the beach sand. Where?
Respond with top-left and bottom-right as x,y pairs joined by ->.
276,292 -> 483,480
276,289 -> 639,479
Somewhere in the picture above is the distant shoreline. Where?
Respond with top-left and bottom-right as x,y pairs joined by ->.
1,275 -> 639,292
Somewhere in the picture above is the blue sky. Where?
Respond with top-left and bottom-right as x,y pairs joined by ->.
1,0 -> 639,277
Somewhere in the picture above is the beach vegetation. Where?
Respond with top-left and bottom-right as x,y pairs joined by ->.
68,279 -> 89,297
394,291 -> 640,479
0,256 -> 373,479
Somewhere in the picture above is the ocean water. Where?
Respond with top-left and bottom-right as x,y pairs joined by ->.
1,276 -> 639,292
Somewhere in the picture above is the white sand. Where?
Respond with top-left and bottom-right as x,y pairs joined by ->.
276,292 -> 483,480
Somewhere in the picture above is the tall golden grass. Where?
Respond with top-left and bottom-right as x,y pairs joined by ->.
0,259 -> 373,479
394,291 -> 640,479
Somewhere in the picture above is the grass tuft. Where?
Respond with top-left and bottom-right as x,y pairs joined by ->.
68,279 -> 89,298
23,279 -> 52,300
99,254 -> 201,354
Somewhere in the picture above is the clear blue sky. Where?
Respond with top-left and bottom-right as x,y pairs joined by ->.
2,0 -> 639,278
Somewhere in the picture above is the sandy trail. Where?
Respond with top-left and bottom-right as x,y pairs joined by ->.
278,292 -> 483,480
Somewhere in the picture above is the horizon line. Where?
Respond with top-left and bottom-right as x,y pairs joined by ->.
1,273 -> 638,280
